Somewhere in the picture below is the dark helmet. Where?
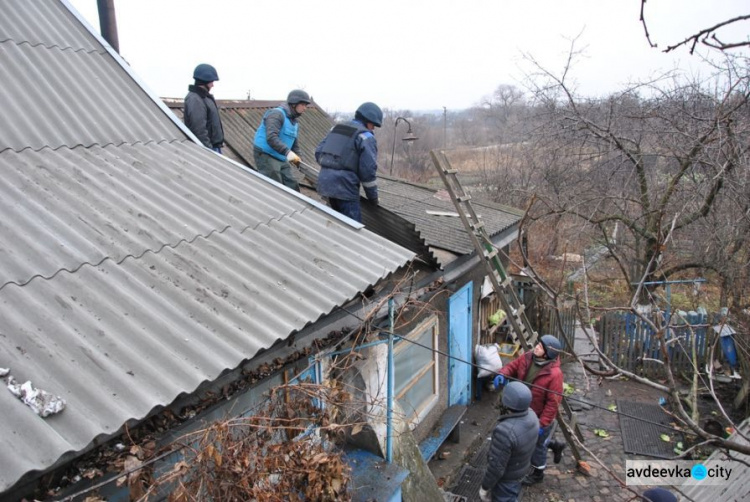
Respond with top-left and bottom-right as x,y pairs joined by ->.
193,63 -> 219,82
287,89 -> 311,105
355,102 -> 383,127
540,334 -> 562,360
502,381 -> 532,411
642,488 -> 677,502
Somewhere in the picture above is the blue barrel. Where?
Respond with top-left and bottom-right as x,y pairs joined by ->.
721,335 -> 738,368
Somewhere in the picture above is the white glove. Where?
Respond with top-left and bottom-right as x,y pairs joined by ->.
286,151 -> 301,165
478,487 -> 491,502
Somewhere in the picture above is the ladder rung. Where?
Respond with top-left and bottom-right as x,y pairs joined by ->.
444,168 -> 458,174
471,221 -> 485,230
513,304 -> 526,317
500,277 -> 513,288
484,249 -> 498,260
457,195 -> 472,202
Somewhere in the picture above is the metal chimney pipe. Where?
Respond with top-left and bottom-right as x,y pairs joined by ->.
97,0 -> 119,53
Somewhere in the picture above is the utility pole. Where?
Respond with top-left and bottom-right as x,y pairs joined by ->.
443,106 -> 447,148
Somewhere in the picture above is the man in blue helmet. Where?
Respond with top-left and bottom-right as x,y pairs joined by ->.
253,89 -> 311,192
479,381 -> 539,502
315,102 -> 382,223
184,64 -> 224,152
493,334 -> 566,486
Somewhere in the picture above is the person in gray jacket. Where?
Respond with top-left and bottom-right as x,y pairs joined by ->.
479,381 -> 539,502
184,64 -> 224,152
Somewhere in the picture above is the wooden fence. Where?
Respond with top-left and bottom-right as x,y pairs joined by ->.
598,311 -> 712,377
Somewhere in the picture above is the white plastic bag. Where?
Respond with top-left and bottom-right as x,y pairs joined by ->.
475,343 -> 502,378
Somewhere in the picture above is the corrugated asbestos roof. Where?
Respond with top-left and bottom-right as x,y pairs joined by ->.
0,0 -> 413,494
164,99 -> 333,180
175,99 -> 523,267
369,176 -> 523,266
679,417 -> 750,502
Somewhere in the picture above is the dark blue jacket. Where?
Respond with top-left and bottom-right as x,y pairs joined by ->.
481,408 -> 539,491
315,120 -> 378,201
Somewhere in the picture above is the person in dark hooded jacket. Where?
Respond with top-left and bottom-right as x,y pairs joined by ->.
479,381 -> 539,502
184,64 -> 224,152
253,89 -> 311,192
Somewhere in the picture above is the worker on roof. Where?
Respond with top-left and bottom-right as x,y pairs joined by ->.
184,64 -> 225,153
315,102 -> 382,223
493,335 -> 566,486
253,89 -> 311,192
479,381 -> 539,502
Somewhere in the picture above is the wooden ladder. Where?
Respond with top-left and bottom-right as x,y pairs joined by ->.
430,150 -> 586,468
430,150 -> 537,350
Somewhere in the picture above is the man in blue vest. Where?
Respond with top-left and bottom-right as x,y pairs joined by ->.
253,89 -> 311,192
184,64 -> 224,153
315,102 -> 382,223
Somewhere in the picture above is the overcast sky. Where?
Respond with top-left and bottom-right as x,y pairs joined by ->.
66,0 -> 749,114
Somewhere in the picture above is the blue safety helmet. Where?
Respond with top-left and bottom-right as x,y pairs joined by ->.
193,63 -> 219,82
540,334 -> 562,360
355,102 -> 383,127
502,381 -> 532,411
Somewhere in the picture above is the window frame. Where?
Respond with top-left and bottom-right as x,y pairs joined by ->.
394,315 -> 439,426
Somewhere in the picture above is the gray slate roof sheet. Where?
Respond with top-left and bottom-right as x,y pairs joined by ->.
174,99 -> 523,265
164,99 -> 334,174
0,0 -> 413,493
376,176 -> 522,259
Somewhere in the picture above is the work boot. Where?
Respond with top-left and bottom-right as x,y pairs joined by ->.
521,467 -> 544,485
548,440 -> 566,464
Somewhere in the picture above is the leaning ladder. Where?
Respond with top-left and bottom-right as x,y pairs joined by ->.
429,150 -> 537,350
430,150 -> 587,470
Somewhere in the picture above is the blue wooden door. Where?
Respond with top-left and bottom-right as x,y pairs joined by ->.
448,282 -> 473,406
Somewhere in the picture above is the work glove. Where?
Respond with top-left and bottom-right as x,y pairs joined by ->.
493,374 -> 506,389
478,487 -> 491,502
539,427 -> 545,436
286,151 -> 301,165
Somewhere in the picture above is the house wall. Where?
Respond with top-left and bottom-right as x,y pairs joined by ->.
410,258 -> 488,443
343,254 -> 492,447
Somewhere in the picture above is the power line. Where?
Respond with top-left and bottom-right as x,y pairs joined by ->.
389,329 -> 699,437
337,300 -> 697,435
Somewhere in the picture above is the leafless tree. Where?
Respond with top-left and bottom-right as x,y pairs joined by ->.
640,0 -> 750,54
517,41 -> 750,299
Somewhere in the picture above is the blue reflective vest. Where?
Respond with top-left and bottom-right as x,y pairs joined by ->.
254,107 -> 298,161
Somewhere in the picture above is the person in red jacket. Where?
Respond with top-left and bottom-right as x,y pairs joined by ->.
493,334 -> 565,485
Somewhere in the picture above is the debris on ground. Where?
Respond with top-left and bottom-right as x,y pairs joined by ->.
577,460 -> 592,476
